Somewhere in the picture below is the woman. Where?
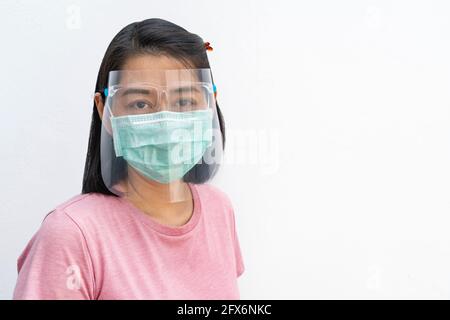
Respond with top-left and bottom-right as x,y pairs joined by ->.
13,18 -> 244,300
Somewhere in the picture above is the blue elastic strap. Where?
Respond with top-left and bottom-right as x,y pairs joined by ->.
213,84 -> 217,93
103,88 -> 109,97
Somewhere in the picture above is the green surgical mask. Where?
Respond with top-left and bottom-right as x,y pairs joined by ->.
110,109 -> 213,184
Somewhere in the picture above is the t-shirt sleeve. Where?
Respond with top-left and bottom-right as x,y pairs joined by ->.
230,207 -> 245,278
13,209 -> 95,300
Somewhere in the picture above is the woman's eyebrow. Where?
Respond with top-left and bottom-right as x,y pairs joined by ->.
120,87 -> 152,96
169,85 -> 200,94
120,86 -> 200,96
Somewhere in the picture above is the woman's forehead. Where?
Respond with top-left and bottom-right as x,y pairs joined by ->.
116,55 -> 200,85
118,72 -> 200,86
122,54 -> 188,71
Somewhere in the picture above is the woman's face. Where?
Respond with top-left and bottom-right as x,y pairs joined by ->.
108,55 -> 211,190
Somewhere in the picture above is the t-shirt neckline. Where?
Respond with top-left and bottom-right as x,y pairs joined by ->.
118,182 -> 202,236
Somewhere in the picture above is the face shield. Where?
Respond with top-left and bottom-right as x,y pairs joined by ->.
100,68 -> 223,203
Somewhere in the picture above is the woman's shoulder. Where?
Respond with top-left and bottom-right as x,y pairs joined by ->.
43,192 -> 120,228
53,192 -> 117,213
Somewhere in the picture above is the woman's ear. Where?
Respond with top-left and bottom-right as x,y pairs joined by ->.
94,92 -> 113,135
94,92 -> 104,119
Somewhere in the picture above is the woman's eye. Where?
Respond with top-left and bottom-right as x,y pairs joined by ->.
176,99 -> 196,107
129,100 -> 150,109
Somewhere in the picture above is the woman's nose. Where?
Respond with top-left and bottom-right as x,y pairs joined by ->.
158,91 -> 169,111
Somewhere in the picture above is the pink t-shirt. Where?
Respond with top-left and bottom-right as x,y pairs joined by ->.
13,183 -> 245,299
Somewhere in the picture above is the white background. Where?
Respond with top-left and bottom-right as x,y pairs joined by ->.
1,0 -> 450,299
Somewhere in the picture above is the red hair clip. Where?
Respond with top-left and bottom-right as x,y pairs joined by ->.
204,42 -> 213,51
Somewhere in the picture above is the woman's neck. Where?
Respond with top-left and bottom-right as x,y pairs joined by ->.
122,166 -> 194,224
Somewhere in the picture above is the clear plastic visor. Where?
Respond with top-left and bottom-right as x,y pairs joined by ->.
99,68 -> 223,204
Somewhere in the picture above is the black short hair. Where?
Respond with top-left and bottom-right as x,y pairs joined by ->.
82,18 -> 225,195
